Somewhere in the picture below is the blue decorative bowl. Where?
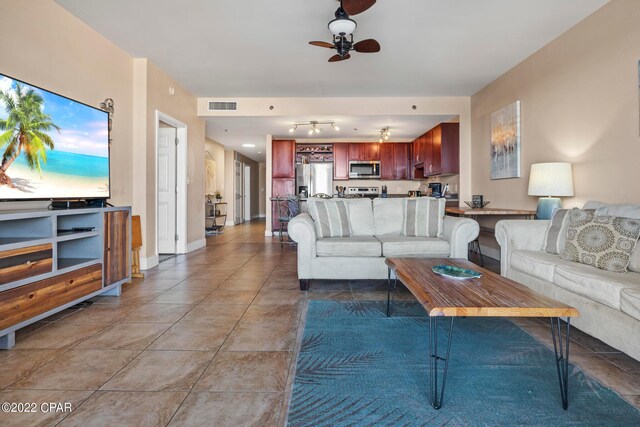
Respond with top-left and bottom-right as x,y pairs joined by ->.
432,265 -> 482,279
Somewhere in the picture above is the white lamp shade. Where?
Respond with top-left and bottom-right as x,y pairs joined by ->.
528,162 -> 574,197
328,18 -> 356,35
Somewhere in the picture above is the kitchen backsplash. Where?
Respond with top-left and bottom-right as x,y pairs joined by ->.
334,175 -> 460,196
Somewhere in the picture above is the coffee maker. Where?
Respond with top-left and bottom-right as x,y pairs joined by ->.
428,182 -> 443,198
298,186 -> 309,198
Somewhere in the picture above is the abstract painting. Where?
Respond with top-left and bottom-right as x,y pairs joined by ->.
490,100 -> 521,180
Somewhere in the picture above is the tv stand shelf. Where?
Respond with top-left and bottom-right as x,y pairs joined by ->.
0,207 -> 131,349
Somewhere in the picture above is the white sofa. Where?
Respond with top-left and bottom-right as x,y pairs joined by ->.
496,201 -> 640,361
288,197 -> 479,290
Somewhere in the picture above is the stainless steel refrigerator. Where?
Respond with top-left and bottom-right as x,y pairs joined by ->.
296,163 -> 334,197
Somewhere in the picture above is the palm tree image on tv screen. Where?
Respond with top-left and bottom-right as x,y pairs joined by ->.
0,74 -> 109,200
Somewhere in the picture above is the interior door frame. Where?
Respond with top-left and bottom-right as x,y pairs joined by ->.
155,110 -> 187,255
243,164 -> 251,221
234,160 -> 243,224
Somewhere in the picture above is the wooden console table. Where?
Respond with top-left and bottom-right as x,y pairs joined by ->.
445,207 -> 536,265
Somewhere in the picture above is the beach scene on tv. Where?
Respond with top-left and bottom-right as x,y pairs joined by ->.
0,74 -> 109,200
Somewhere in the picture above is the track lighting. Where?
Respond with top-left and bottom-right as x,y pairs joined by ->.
379,127 -> 391,142
287,121 -> 339,135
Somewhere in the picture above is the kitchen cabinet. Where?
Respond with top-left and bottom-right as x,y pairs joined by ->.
272,139 -> 296,178
333,143 -> 349,179
380,143 -> 411,180
348,143 -> 379,161
412,123 -> 459,178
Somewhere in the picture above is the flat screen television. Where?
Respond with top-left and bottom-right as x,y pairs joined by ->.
0,72 -> 109,201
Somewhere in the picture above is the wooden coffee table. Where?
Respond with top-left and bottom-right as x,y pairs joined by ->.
385,257 -> 579,410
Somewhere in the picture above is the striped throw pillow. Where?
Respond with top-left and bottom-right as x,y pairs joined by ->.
307,200 -> 352,238
543,209 -> 571,254
402,197 -> 445,238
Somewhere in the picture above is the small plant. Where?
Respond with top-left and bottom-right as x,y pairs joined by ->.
215,191 -> 222,200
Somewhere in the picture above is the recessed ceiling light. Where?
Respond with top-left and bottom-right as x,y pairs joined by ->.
242,144 -> 256,148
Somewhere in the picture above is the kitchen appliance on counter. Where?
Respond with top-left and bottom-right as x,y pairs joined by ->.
298,186 -> 309,198
349,161 -> 381,179
428,182 -> 443,197
408,190 -> 422,197
347,187 -> 380,198
296,163 -> 333,197
381,185 -> 388,198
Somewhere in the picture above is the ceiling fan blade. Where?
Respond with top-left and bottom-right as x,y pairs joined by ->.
329,53 -> 351,62
309,41 -> 335,49
342,0 -> 376,16
353,39 -> 381,53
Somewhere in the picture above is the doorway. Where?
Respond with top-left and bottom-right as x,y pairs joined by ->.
157,124 -> 177,254
244,164 -> 251,221
234,160 -> 243,224
155,111 -> 188,257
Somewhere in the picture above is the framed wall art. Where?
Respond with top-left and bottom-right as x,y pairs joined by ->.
490,100 -> 521,180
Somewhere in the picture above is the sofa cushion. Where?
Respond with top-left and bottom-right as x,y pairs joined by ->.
621,287 -> 640,322
553,263 -> 640,309
345,198 -> 375,236
543,209 -> 570,255
307,199 -> 352,238
510,250 -> 576,282
402,197 -> 445,238
559,208 -> 640,273
316,236 -> 381,257
583,201 -> 640,273
373,198 -> 404,235
376,235 -> 450,257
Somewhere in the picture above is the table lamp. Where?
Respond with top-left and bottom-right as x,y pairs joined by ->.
528,162 -> 574,220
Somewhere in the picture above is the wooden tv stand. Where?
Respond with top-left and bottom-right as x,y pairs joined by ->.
0,207 -> 131,349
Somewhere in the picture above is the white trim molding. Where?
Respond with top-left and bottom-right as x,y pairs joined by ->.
140,254 -> 160,271
186,238 -> 206,253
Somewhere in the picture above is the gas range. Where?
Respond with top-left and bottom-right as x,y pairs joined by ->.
346,186 -> 380,198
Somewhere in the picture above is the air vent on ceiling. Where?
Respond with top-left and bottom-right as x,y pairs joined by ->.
209,101 -> 238,111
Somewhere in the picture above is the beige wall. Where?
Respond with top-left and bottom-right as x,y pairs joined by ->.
133,59 -> 206,264
205,138 -> 225,196
471,0 -> 640,210
259,163 -> 266,216
0,0 -> 133,210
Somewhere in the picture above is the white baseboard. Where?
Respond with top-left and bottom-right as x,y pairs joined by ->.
140,254 -> 159,271
264,230 -> 273,237
258,214 -> 266,218
225,220 -> 235,227
187,238 -> 206,253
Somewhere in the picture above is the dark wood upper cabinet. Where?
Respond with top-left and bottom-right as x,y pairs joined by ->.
272,139 -> 296,178
393,143 -> 411,180
104,210 -> 129,286
379,143 -> 410,180
333,143 -> 349,179
411,123 -> 459,177
349,143 -> 380,161
379,144 -> 394,179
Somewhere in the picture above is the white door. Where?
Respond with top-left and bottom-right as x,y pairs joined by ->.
244,165 -> 251,221
234,160 -> 243,224
158,127 -> 177,254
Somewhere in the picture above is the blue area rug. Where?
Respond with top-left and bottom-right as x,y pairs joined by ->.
287,301 -> 640,426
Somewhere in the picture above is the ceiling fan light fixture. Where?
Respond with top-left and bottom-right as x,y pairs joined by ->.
288,125 -> 296,133
328,17 -> 357,36
332,123 -> 340,131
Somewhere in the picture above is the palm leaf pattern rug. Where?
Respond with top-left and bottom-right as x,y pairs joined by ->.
287,301 -> 640,426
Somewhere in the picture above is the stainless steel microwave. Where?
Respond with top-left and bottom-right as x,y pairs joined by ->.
349,161 -> 381,179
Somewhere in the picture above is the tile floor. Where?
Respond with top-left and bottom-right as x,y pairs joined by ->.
0,219 -> 639,426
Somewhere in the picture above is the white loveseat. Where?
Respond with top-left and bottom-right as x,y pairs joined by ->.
288,197 -> 479,290
496,201 -> 640,361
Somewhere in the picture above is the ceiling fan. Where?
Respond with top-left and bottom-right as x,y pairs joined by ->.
309,0 -> 380,63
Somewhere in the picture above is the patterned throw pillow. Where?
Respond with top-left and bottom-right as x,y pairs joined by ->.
559,208 -> 640,273
402,197 -> 445,238
307,200 -> 352,238
543,209 -> 570,254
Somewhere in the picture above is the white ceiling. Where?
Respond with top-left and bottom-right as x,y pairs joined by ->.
55,0 -> 608,162
206,115 -> 456,161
